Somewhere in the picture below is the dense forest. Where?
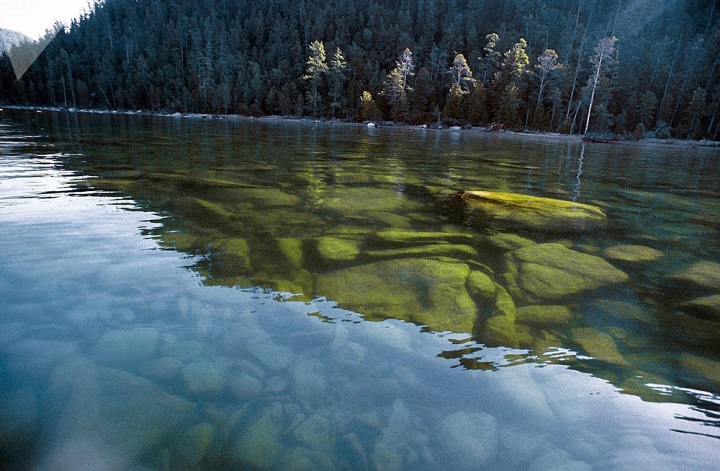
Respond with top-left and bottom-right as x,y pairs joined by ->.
1,0 -> 719,139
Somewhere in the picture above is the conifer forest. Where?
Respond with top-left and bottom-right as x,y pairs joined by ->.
1,0 -> 719,139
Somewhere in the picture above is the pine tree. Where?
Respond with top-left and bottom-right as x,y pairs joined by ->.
584,36 -> 617,135
328,47 -> 347,117
304,39 -> 328,117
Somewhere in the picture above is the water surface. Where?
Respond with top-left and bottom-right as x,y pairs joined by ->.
1,110 -> 719,470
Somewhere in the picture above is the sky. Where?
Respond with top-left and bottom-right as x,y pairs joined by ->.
0,0 -> 90,39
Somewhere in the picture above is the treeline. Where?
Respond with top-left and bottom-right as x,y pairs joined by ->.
1,0 -> 719,139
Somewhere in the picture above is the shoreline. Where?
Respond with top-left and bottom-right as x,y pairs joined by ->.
2,104 -> 719,150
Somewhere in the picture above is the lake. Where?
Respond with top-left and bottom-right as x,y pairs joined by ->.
1,109 -> 719,470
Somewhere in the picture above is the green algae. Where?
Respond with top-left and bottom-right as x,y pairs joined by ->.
373,229 -> 474,245
315,258 -> 478,333
570,328 -> 630,367
602,244 -> 664,264
515,305 -> 573,327
364,244 -> 478,261
460,190 -> 608,233
502,243 -> 629,304
315,237 -> 362,265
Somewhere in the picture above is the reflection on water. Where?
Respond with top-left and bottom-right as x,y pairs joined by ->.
1,110 -> 719,469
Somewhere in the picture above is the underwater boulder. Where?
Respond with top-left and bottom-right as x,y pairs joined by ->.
316,258 -> 478,333
455,190 -> 607,234
602,244 -> 664,264
679,294 -> 720,322
667,260 -> 720,292
502,243 -> 628,304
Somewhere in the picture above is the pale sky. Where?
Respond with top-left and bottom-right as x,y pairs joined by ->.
0,0 -> 91,39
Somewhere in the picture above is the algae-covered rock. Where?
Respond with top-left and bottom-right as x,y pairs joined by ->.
323,186 -> 420,215
602,244 -> 664,263
668,261 -> 720,292
316,237 -> 362,264
679,294 -> 720,322
373,229 -> 474,245
316,258 -> 478,333
466,270 -> 497,304
234,187 -> 301,207
483,315 -> 519,348
515,305 -> 573,327
458,190 -> 607,233
480,233 -> 537,253
502,243 -> 629,303
277,237 -> 304,267
365,244 -> 478,261
571,328 -> 630,366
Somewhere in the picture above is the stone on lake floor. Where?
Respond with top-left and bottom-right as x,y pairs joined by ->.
5,339 -> 78,380
502,243 -> 629,304
372,229 -> 474,245
291,414 -> 334,451
364,243 -> 478,261
173,422 -> 216,468
316,258 -> 478,333
679,294 -> 720,322
315,236 -> 362,264
230,374 -> 264,400
41,358 -> 195,471
436,411 -> 498,469
276,447 -> 335,471
466,270 -> 497,305
515,305 -> 573,327
139,356 -> 183,382
246,339 -> 296,371
479,233 -> 537,253
92,328 -> 159,367
182,360 -> 227,396
292,358 -> 327,403
232,402 -> 285,469
571,328 -> 630,367
602,244 -> 664,264
457,190 -> 607,234
667,260 -> 720,292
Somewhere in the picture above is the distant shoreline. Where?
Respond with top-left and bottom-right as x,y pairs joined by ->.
2,105 -> 719,150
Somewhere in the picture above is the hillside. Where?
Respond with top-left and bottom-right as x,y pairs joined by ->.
0,28 -> 29,53
0,0 -> 718,139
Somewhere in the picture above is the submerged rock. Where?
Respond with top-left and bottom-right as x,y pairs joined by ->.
232,403 -> 285,469
373,229 -> 474,245
316,237 -> 362,264
602,244 -> 664,264
173,422 -> 216,468
41,359 -> 195,470
502,243 -> 628,304
668,260 -> 720,292
679,295 -> 720,322
182,360 -> 227,396
437,411 -> 498,469
457,190 -> 607,234
571,328 -> 630,366
515,305 -> 573,327
316,258 -> 478,333
92,328 -> 159,367
364,244 -> 478,261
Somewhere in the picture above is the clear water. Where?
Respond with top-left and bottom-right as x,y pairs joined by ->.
1,110 -> 719,470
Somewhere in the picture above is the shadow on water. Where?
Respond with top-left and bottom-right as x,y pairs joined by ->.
2,109 -> 720,469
